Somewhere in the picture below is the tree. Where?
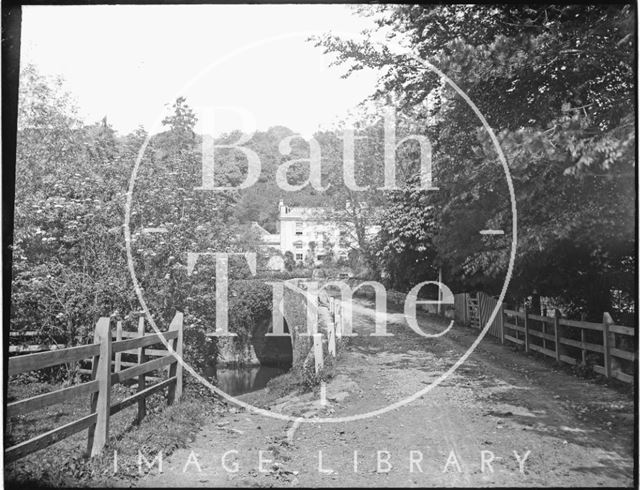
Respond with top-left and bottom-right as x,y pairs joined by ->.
321,241 -> 336,267
305,241 -> 317,269
313,122 -> 397,277
160,96 -> 197,152
284,251 -> 295,272
374,187 -> 439,290
216,125 -> 330,232
10,68 -> 263,372
314,5 -> 635,320
12,65 -> 140,346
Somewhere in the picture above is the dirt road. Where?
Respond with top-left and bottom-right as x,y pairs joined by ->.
132,298 -> 635,487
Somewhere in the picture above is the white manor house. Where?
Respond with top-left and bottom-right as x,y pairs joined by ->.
251,200 -> 380,270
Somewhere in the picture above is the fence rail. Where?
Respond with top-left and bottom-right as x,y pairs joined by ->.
6,312 -> 183,462
504,308 -> 635,384
454,292 -> 635,384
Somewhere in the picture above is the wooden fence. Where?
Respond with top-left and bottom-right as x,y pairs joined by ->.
6,312 -> 184,462
503,309 -> 634,383
9,330 -> 71,354
454,293 -> 635,384
467,295 -> 480,328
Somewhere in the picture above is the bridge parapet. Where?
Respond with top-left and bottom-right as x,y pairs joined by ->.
282,279 -> 338,378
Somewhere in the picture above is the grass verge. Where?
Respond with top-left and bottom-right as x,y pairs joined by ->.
6,381 -> 226,488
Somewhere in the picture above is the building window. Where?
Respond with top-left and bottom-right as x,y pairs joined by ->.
295,221 -> 303,235
294,242 -> 303,249
295,253 -> 303,260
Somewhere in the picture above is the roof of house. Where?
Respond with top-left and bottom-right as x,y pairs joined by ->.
233,222 -> 280,245
281,206 -> 329,218
280,203 -> 383,223
249,221 -> 274,236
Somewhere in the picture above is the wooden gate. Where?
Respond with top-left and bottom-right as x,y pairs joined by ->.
467,295 -> 480,328
477,292 -> 504,341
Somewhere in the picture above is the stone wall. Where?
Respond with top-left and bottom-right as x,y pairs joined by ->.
216,315 -> 293,367
283,284 -> 315,371
283,281 -> 339,384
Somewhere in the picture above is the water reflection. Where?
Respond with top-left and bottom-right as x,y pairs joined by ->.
206,365 -> 288,396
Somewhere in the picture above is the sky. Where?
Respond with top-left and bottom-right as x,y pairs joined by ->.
21,4 -> 386,138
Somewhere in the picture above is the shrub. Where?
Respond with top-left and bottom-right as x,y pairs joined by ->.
182,318 -> 217,374
299,341 -> 339,391
227,280 -> 273,340
255,270 -> 311,280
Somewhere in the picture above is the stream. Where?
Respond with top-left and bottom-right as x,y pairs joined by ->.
205,364 -> 289,396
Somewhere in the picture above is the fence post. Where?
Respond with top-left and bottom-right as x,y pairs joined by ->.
313,333 -> 324,373
553,309 -> 561,362
523,307 -> 530,353
167,311 -> 184,405
603,312 -> 613,378
328,321 -> 336,357
115,321 -> 122,373
499,302 -> 505,345
463,293 -> 468,325
87,317 -> 112,457
136,316 -> 146,424
477,292 -> 483,331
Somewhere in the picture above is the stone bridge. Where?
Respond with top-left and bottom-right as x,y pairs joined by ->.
216,279 -> 334,374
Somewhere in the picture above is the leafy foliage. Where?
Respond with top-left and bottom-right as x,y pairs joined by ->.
314,5 -> 635,320
227,280 -> 273,340
10,66 -> 275,373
